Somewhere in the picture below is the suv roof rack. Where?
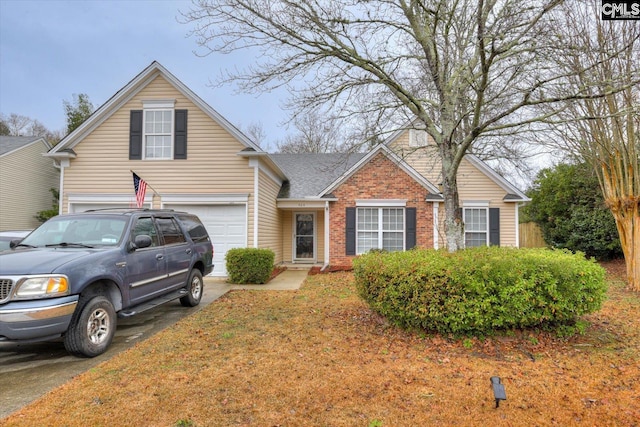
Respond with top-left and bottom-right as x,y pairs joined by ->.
83,208 -> 177,213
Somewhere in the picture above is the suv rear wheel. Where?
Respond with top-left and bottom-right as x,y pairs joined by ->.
180,269 -> 203,307
64,295 -> 117,357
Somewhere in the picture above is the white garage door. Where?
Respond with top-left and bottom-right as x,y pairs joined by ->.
69,203 -> 134,212
164,204 -> 247,277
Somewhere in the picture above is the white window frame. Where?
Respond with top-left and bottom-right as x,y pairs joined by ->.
409,128 -> 428,147
142,100 -> 175,160
356,207 -> 405,254
463,202 -> 489,247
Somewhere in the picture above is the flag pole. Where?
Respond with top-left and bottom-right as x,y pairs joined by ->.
130,170 -> 160,196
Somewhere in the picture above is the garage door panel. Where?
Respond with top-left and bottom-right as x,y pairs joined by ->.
70,203 -> 133,213
163,204 -> 246,277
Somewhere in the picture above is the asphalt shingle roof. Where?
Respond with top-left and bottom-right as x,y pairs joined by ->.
0,136 -> 45,156
270,153 -> 366,198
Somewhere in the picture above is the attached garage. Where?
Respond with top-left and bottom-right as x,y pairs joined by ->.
68,195 -> 248,277
69,202 -> 139,212
163,203 -> 247,277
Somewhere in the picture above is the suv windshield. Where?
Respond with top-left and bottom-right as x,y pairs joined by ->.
19,216 -> 127,248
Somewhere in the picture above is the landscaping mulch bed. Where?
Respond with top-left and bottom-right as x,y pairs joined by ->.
2,260 -> 638,426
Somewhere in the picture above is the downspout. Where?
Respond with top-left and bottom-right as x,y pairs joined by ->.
253,162 -> 259,248
515,202 -> 521,248
322,200 -> 330,271
57,160 -> 69,215
433,203 -> 439,249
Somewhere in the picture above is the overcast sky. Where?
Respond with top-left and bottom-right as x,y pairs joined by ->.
0,0 -> 288,151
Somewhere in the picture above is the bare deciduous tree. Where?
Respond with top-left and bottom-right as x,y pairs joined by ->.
276,109 -> 346,153
541,2 -> 640,290
182,0 -> 632,250
242,121 -> 268,148
0,112 -> 62,145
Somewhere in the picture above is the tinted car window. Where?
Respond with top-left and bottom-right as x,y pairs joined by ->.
156,217 -> 186,245
177,214 -> 210,243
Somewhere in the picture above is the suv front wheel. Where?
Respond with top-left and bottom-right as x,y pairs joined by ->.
180,269 -> 203,307
64,295 -> 117,357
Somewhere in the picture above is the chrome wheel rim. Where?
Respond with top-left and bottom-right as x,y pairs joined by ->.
191,276 -> 203,300
87,308 -> 110,344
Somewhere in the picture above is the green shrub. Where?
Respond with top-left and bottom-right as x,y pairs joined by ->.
353,247 -> 607,336
225,248 -> 275,284
523,162 -> 622,260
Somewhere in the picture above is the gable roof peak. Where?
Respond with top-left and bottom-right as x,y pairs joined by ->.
48,61 -> 263,157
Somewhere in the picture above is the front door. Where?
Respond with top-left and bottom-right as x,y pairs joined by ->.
294,212 -> 315,262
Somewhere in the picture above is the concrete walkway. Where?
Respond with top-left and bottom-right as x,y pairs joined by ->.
203,268 -> 309,301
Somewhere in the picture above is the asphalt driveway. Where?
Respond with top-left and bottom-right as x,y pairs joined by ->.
0,280 -> 228,419
0,270 -> 308,420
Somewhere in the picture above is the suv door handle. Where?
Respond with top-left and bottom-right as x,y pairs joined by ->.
156,254 -> 164,260
185,249 -> 192,255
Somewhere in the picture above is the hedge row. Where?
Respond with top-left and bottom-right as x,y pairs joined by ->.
353,247 -> 607,336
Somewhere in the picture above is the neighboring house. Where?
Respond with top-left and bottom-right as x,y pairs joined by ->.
0,136 -> 59,231
47,61 -> 529,276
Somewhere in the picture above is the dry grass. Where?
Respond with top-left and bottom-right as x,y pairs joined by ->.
2,260 -> 638,427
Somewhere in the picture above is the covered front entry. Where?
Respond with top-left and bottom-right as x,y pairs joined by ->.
294,212 -> 315,262
278,205 -> 326,266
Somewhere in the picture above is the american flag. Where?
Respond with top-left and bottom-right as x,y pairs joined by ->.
132,172 -> 147,208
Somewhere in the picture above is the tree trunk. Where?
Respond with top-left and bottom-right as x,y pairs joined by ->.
441,168 -> 464,252
609,198 -> 640,291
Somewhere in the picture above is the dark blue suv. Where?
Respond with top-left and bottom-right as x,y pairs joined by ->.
0,209 -> 214,357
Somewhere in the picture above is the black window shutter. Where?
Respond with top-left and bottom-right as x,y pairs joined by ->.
174,109 -> 188,159
129,110 -> 143,160
489,208 -> 500,246
406,207 -> 416,249
345,207 -> 356,256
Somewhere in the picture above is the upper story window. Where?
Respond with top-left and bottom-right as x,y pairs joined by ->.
143,100 -> 174,160
144,109 -> 173,159
129,100 -> 188,161
409,128 -> 428,147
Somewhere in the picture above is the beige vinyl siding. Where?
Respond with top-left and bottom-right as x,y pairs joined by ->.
391,130 -> 519,247
316,210 -> 325,263
257,167 -> 283,263
61,75 -> 255,214
0,140 -> 59,231
282,211 -> 293,262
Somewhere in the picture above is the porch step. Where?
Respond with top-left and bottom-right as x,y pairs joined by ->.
279,263 -> 317,271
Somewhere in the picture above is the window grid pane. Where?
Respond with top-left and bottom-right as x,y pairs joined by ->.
357,231 -> 378,254
357,208 -> 378,231
464,208 -> 487,247
356,207 -> 404,254
145,135 -> 172,159
144,109 -> 172,159
382,232 -> 403,251
383,208 -> 403,231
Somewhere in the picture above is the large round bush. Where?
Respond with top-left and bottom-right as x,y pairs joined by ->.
353,247 -> 607,336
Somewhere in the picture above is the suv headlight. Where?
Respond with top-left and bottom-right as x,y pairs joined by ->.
14,276 -> 70,299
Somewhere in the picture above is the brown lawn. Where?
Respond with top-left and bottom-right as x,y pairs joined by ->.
2,260 -> 638,427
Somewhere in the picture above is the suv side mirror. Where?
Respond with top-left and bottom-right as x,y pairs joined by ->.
131,234 -> 152,250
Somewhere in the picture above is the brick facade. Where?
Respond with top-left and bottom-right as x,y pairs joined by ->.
328,152 -> 434,267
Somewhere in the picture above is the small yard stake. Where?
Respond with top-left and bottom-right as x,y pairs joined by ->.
490,376 -> 507,408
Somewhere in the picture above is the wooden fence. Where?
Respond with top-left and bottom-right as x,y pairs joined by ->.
519,222 -> 547,248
